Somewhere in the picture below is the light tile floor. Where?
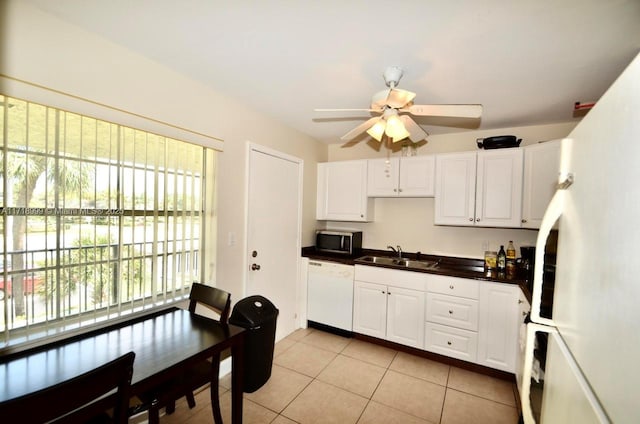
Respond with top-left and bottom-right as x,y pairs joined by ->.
157,327 -> 520,424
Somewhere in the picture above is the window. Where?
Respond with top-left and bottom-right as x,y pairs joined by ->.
0,95 -> 216,347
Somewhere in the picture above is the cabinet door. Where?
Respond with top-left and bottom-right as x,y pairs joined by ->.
515,291 -> 531,394
367,157 -> 400,197
386,286 -> 425,348
317,160 -> 372,221
434,152 -> 477,225
477,282 -> 519,372
353,281 -> 387,339
475,148 -> 524,227
398,155 -> 436,197
522,140 -> 561,228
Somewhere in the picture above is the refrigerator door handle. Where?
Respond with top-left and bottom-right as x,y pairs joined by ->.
530,188 -> 563,326
531,137 -> 574,327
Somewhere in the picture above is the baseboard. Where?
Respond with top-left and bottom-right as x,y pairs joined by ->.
219,356 -> 232,379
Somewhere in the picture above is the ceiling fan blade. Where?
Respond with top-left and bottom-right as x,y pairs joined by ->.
371,89 -> 391,109
314,108 -> 379,112
404,104 -> 483,118
399,115 -> 428,142
372,88 -> 416,109
386,88 -> 416,109
340,116 -> 382,141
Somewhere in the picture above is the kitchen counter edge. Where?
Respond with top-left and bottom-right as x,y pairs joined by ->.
301,246 -> 532,302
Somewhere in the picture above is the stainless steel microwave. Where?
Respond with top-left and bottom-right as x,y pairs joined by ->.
315,230 -> 362,255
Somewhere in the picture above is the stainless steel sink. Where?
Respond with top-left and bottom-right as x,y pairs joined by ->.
356,255 -> 439,270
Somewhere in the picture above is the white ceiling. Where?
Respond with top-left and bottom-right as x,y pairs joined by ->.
25,0 -> 640,144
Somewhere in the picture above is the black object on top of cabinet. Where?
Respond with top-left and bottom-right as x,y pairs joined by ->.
476,135 -> 522,149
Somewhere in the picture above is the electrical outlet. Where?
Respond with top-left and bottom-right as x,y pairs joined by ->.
482,240 -> 490,251
228,231 -> 236,247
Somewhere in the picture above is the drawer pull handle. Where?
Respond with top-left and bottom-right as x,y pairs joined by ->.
449,285 -> 454,290
448,310 -> 453,314
447,341 -> 452,346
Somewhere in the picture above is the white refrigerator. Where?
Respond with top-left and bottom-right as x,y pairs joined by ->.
521,52 -> 640,423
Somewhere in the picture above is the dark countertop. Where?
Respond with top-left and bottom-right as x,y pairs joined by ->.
302,246 -> 531,301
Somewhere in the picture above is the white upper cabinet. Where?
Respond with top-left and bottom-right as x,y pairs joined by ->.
475,148 -> 524,227
435,149 -> 524,227
434,151 -> 478,226
367,157 -> 400,196
521,140 -> 561,228
367,156 -> 436,197
317,160 -> 373,221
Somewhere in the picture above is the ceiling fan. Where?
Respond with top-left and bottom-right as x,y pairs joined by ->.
315,66 -> 482,143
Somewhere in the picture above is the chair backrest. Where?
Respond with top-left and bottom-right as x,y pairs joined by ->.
0,351 -> 135,423
188,283 -> 231,323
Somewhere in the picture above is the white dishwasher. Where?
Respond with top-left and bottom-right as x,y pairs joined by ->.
307,260 -> 354,331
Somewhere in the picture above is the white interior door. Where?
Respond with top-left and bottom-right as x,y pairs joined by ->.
246,144 -> 302,341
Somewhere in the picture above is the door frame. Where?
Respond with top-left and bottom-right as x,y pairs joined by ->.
243,142 -> 305,333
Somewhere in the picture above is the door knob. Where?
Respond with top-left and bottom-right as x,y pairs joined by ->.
251,263 -> 261,271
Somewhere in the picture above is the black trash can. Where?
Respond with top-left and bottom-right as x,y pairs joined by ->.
229,295 -> 279,393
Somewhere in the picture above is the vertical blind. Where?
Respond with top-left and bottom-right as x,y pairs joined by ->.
0,95 -> 215,347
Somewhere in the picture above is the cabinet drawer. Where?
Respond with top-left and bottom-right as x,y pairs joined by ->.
426,293 -> 479,331
424,322 -> 478,362
427,275 -> 479,299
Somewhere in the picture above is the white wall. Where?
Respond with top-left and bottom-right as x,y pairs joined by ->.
326,122 -> 577,258
0,1 -> 328,300
0,1 -> 579,297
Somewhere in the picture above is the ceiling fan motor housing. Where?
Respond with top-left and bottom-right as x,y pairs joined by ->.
383,66 -> 403,88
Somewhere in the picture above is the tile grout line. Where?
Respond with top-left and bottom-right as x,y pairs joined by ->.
353,348 -> 398,423
439,367 -> 453,424
269,334 -> 353,423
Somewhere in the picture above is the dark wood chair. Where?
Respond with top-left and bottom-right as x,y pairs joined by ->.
0,351 -> 135,424
135,283 -> 231,424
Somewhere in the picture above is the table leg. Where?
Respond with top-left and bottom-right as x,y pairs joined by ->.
231,336 -> 245,424
210,353 -> 223,424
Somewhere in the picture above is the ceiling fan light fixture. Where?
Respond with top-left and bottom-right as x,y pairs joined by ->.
317,66 -> 481,148
366,119 -> 386,142
384,114 -> 410,142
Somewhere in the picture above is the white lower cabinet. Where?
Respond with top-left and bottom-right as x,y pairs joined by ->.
424,275 -> 480,361
352,281 -> 387,339
351,265 -> 522,374
424,322 -> 478,362
386,286 -> 426,347
477,282 -> 520,372
353,266 -> 426,349
426,293 -> 479,331
515,291 -> 531,392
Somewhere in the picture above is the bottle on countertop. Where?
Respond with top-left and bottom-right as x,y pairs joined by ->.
506,241 -> 516,260
497,245 -> 506,272
506,241 -> 516,277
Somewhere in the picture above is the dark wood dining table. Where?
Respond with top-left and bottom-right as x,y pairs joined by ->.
0,307 -> 246,423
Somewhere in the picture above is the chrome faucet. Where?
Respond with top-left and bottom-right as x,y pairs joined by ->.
387,245 -> 402,258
